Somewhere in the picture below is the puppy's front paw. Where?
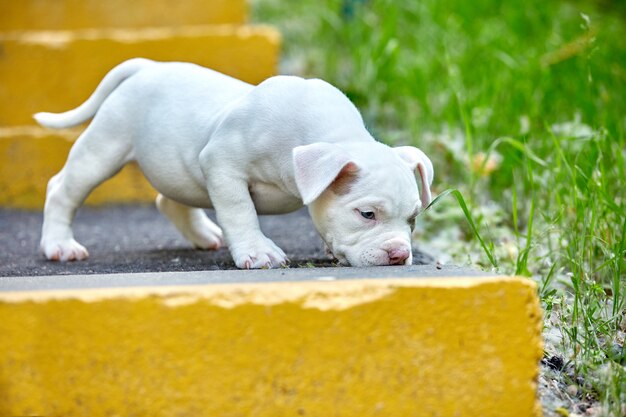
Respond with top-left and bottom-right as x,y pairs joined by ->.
231,237 -> 288,269
41,238 -> 89,262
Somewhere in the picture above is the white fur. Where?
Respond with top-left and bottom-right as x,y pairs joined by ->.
36,59 -> 434,268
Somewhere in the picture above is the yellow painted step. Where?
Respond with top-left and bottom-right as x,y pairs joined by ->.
0,25 -> 281,126
0,0 -> 246,31
0,126 -> 156,208
0,277 -> 543,417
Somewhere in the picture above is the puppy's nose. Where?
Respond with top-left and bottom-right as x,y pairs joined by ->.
387,247 -> 410,265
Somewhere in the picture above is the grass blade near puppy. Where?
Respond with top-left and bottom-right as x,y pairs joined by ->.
252,0 -> 626,414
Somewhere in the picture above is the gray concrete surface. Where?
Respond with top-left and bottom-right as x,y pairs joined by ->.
0,205 -> 437,278
0,264 -> 492,292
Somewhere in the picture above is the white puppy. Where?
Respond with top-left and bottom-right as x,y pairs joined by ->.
36,58 -> 433,269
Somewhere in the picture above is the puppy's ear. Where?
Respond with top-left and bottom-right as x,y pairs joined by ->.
393,146 -> 434,209
293,143 -> 359,205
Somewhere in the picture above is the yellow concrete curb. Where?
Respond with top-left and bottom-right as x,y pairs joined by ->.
0,126 -> 156,208
0,25 -> 281,125
0,0 -> 246,31
0,277 -> 544,416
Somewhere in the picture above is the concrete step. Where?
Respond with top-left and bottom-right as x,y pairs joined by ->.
0,205 -> 543,415
0,126 -> 154,208
0,272 -> 543,416
0,126 -> 155,208
0,0 -> 246,31
0,25 -> 280,126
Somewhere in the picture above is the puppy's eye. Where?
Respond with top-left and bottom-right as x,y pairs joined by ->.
360,211 -> 376,220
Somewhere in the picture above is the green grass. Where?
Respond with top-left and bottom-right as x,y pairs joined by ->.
252,0 -> 626,414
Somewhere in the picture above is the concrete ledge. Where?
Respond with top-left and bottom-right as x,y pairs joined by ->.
0,0 -> 246,31
0,276 -> 543,416
0,126 -> 156,208
0,25 -> 281,125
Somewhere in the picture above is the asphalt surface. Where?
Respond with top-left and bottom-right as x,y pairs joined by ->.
0,205 -> 437,278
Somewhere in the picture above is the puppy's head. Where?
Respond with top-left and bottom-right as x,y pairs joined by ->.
293,141 -> 433,266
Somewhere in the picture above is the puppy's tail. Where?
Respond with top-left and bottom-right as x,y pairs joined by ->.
34,58 -> 154,129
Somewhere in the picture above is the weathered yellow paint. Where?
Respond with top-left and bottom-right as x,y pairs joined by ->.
0,277 -> 544,416
0,0 -> 246,31
0,25 -> 281,125
0,126 -> 156,207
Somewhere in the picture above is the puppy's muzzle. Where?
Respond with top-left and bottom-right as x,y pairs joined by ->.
387,246 -> 411,265
382,238 -> 411,265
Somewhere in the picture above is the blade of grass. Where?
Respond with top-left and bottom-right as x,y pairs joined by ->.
426,189 -> 498,268
482,136 -> 548,169
612,215 -> 626,320
515,152 -> 536,277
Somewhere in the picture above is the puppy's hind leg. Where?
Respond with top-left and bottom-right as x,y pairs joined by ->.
156,194 -> 224,250
41,124 -> 132,261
